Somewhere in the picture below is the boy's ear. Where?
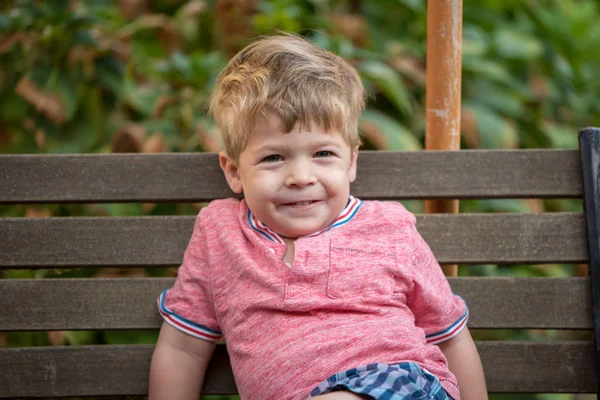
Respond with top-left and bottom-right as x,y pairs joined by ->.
219,151 -> 243,194
348,145 -> 359,183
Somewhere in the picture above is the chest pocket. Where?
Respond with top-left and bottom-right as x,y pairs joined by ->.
327,239 -> 398,299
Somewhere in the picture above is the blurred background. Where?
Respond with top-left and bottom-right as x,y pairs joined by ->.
1,0 -> 599,399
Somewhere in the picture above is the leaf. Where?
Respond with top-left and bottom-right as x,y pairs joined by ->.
171,51 -> 191,76
6,332 -> 38,347
540,121 -> 579,149
397,200 -> 423,214
463,264 -> 498,277
48,331 -> 69,345
0,93 -> 30,122
475,83 -> 526,118
358,61 -> 412,119
0,14 -> 11,31
82,86 -> 107,150
51,115 -> 98,153
478,199 -> 539,213
331,14 -> 368,47
462,59 -> 524,92
493,29 -> 544,60
175,0 -> 207,41
359,109 -> 421,151
25,207 -> 51,217
460,107 -> 478,149
103,330 -> 159,345
463,104 -> 518,149
73,31 -> 98,46
4,269 -> 35,279
196,119 -> 223,152
52,74 -> 79,122
462,25 -> 490,58
123,82 -> 163,117
188,51 -> 225,87
111,123 -> 145,153
98,203 -> 143,217
525,1 -> 572,49
395,0 -> 425,12
66,331 -> 96,345
95,58 -> 125,96
15,76 -> 68,125
142,133 -> 169,153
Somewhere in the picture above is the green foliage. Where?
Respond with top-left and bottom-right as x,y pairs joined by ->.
2,0 -> 597,156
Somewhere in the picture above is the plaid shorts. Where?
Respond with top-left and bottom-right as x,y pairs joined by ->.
306,362 -> 451,400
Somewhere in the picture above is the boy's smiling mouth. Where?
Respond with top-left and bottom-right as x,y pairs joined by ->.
281,200 -> 323,207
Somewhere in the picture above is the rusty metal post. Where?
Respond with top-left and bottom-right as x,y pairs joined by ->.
425,0 -> 463,277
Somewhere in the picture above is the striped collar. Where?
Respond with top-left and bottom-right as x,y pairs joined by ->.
247,196 -> 363,244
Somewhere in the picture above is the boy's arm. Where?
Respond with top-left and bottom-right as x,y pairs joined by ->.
149,322 -> 216,400
437,327 -> 488,400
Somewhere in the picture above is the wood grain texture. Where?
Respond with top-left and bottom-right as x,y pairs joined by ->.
0,213 -> 587,268
0,277 -> 591,331
0,344 -> 235,398
0,342 -> 595,397
0,150 -> 582,204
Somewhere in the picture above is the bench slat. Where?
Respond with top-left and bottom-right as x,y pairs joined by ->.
0,277 -> 591,331
0,213 -> 587,268
0,150 -> 582,204
0,342 -> 595,397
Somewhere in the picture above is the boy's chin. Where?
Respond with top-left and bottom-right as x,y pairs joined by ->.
277,225 -> 324,239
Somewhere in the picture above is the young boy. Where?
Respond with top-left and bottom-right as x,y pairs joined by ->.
149,34 -> 487,400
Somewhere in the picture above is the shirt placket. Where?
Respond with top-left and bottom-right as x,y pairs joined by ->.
283,236 -> 329,305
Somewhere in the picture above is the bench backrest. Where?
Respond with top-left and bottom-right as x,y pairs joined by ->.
1,128 -> 599,398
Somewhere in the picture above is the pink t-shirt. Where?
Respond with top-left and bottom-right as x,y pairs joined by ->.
158,197 -> 467,400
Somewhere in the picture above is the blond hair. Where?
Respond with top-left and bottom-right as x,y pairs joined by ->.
209,34 -> 365,160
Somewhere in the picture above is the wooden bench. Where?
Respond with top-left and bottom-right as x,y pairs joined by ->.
2,127 -> 600,398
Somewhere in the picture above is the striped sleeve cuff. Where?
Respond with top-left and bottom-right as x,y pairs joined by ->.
157,290 -> 222,342
425,296 -> 469,345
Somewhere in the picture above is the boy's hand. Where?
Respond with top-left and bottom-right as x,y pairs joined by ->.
149,322 -> 216,400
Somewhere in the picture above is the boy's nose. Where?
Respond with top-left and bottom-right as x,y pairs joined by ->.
285,163 -> 317,187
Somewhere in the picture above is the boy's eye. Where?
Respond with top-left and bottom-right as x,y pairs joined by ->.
262,154 -> 282,163
315,151 -> 332,158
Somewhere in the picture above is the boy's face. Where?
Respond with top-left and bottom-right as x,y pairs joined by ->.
220,114 -> 359,239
